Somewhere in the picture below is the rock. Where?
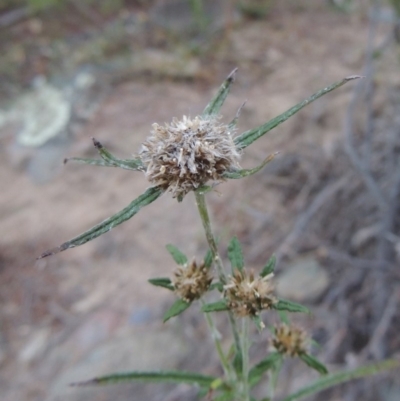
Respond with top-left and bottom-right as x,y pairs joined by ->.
5,77 -> 71,147
45,325 -> 188,401
276,256 -> 329,303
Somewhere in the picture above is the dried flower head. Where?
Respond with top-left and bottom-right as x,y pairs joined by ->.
270,323 -> 308,357
224,271 -> 277,317
172,259 -> 213,302
139,115 -> 241,201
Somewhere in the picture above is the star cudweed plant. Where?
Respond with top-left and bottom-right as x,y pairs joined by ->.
40,70 -> 399,401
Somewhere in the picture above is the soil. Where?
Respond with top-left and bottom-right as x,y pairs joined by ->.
0,1 -> 399,401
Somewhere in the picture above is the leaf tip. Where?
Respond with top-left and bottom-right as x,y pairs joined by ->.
345,75 -> 365,81
92,137 -> 103,149
227,67 -> 238,82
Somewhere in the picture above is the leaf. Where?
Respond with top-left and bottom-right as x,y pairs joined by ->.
227,237 -> 244,272
228,100 -> 246,130
201,299 -> 229,312
235,76 -> 363,149
248,352 -> 282,387
202,68 -> 238,117
92,138 -> 144,171
233,351 -> 243,376
277,310 -> 289,325
299,353 -> 328,375
166,244 -> 188,265
163,299 -> 191,322
204,249 -> 213,268
64,156 -> 143,172
281,359 -> 400,401
38,186 -> 164,258
148,277 -> 174,291
273,299 -> 310,314
223,153 -> 277,179
71,370 -> 216,387
260,254 -> 276,277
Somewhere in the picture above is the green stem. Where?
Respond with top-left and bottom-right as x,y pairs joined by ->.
200,299 -> 233,381
241,318 -> 250,401
194,191 -> 226,283
194,191 -> 244,390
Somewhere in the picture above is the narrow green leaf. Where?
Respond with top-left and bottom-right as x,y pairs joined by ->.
260,254 -> 276,277
92,138 -> 144,171
281,359 -> 400,401
228,100 -> 246,130
273,299 -> 310,314
204,249 -> 213,268
252,315 -> 265,332
202,68 -> 237,117
249,352 -> 282,387
277,310 -> 289,324
163,299 -> 191,322
71,370 -> 216,387
201,299 -> 229,312
299,353 -> 328,375
38,186 -> 163,258
64,156 -> 143,172
166,244 -> 188,265
235,76 -> 362,149
233,351 -> 243,376
227,237 -> 244,272
148,277 -> 174,291
223,153 -> 277,179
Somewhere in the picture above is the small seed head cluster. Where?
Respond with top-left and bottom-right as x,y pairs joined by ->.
271,323 -> 308,357
172,259 -> 213,302
139,116 -> 241,200
224,271 -> 277,317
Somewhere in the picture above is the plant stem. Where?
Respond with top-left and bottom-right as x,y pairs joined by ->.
241,317 -> 250,401
194,190 -> 226,283
195,190 -> 245,392
200,299 -> 233,381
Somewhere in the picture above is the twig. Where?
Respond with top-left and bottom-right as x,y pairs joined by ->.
343,2 -> 388,214
362,289 -> 399,360
275,175 -> 350,261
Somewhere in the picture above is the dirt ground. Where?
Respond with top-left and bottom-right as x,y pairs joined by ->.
0,1 -> 399,400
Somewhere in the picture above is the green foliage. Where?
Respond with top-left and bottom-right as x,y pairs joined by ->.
227,237 -> 244,273
299,354 -> 328,375
260,254 -> 276,277
235,76 -> 362,149
248,352 -> 282,387
201,299 -> 229,312
166,244 -> 188,265
273,299 -> 310,314
72,370 -> 216,387
148,277 -> 174,291
163,299 -> 191,322
281,360 -> 400,401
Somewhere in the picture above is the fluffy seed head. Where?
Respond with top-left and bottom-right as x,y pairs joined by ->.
224,271 -> 277,317
270,323 -> 308,357
139,116 -> 241,200
172,259 -> 213,302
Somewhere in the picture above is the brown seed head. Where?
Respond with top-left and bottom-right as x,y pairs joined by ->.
172,259 -> 213,302
139,116 -> 241,200
270,323 -> 308,357
224,270 -> 277,317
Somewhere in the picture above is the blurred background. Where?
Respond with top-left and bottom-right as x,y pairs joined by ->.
0,0 -> 399,400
